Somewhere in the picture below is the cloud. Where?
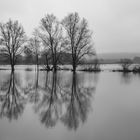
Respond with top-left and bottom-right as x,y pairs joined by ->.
0,0 -> 28,15
0,0 -> 139,53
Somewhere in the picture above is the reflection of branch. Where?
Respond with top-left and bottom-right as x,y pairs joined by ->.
32,72 -> 96,130
25,70 -> 44,104
0,72 -> 25,121
35,72 -> 62,128
61,73 -> 94,130
121,73 -> 132,84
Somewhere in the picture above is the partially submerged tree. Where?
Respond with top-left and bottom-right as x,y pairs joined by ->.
0,19 -> 26,71
120,59 -> 132,71
62,12 -> 94,71
37,14 -> 64,71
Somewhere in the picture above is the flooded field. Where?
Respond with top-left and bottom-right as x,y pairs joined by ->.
0,67 -> 140,140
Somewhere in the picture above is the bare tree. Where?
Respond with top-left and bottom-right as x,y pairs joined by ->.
28,36 -> 40,70
0,19 -> 26,71
62,12 -> 95,72
37,14 -> 64,72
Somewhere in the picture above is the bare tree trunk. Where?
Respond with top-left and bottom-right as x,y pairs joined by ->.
54,49 -> 57,72
51,53 -> 57,72
36,54 -> 39,71
11,65 -> 15,72
73,65 -> 77,72
53,63 -> 57,72
10,58 -> 15,72
46,54 -> 50,71
72,58 -> 77,72
11,64 -> 14,72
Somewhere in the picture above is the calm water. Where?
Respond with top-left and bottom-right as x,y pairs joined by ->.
0,68 -> 140,140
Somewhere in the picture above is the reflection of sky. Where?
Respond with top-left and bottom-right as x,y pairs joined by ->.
0,70 -> 140,140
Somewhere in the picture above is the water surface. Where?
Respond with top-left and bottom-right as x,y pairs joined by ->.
0,68 -> 140,140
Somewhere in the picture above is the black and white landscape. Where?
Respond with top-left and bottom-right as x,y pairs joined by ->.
0,0 -> 140,140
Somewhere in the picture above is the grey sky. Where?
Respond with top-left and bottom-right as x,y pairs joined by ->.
0,0 -> 140,53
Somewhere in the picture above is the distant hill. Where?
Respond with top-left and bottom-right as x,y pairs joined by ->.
87,52 -> 140,64
0,52 -> 140,65
97,52 -> 140,60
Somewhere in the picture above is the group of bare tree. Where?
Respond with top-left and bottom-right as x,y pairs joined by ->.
0,12 -> 94,72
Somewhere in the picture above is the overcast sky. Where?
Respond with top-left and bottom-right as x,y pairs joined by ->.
0,0 -> 140,53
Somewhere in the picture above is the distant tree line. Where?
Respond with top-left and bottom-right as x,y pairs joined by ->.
0,12 -> 95,72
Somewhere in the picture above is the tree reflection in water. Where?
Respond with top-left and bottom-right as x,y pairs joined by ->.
0,71 -> 26,121
121,72 -> 132,84
35,72 -> 97,130
61,73 -> 95,130
34,72 -> 63,128
25,70 -> 42,104
0,70 -> 98,130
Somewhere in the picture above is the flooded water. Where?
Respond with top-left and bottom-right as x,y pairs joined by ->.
0,68 -> 140,140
